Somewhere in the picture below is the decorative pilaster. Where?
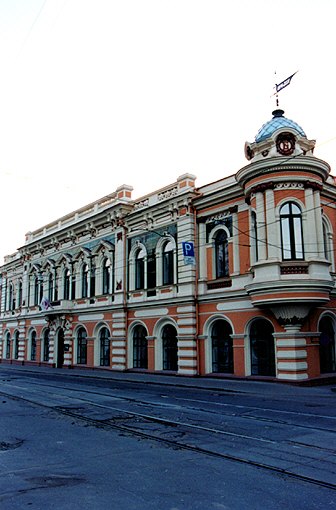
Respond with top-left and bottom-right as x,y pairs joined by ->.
0,322 -> 3,358
265,189 -> 278,260
177,304 -> 197,375
304,187 -> 318,259
275,326 -> 308,380
111,310 -> 127,370
198,222 -> 207,294
231,211 -> 240,274
255,192 -> 266,260
63,327 -> 73,366
18,320 -> 26,362
314,190 -> 324,258
146,336 -> 156,371
231,334 -> 246,377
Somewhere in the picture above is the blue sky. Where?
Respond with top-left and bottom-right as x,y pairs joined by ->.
0,0 -> 335,262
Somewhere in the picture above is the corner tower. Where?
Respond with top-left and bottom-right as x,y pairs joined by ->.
236,109 -> 333,380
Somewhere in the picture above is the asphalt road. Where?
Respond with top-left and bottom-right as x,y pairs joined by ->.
0,365 -> 335,509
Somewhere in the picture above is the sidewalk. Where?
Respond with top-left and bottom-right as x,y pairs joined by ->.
1,363 -> 335,397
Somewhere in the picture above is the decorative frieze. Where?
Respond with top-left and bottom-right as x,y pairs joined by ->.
158,187 -> 178,201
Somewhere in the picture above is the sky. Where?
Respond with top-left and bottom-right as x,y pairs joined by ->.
0,0 -> 335,264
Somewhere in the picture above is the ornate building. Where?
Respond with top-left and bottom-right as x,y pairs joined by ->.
1,109 -> 336,382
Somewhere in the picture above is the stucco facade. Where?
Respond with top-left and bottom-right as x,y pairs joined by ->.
1,109 -> 336,382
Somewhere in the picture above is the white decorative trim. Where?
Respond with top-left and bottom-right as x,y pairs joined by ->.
276,339 -> 306,347
278,373 -> 308,380
134,199 -> 149,210
134,308 -> 169,318
217,300 -> 253,311
276,350 -> 307,359
178,340 -> 196,347
178,368 -> 197,375
177,305 -> 195,313
177,318 -> 196,326
178,327 -> 196,335
113,349 -> 126,355
274,182 -> 304,190
178,350 -> 196,357
178,359 -> 197,367
206,211 -> 231,223
78,313 -> 104,321
158,187 -> 178,201
277,361 -> 308,370
112,341 -> 126,347
112,330 -> 126,337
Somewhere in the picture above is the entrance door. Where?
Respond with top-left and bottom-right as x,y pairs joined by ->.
162,324 -> 178,371
250,319 -> 275,376
211,320 -> 233,373
133,325 -> 148,369
57,329 -> 64,368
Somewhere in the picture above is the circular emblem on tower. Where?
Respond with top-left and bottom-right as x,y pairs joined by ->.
276,132 -> 295,156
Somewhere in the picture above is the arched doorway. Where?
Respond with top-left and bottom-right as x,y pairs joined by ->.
56,328 -> 64,368
250,319 -> 275,376
133,325 -> 148,369
99,327 -> 111,367
319,316 -> 336,373
162,324 -> 178,371
211,320 -> 233,373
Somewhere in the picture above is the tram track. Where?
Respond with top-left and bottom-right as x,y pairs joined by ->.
7,378 -> 336,436
0,382 -> 336,493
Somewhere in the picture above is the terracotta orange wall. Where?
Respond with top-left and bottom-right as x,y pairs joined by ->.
247,171 -> 323,189
206,246 -> 213,280
273,188 -> 306,206
237,209 -> 250,274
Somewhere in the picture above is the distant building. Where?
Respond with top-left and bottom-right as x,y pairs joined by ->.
1,109 -> 335,382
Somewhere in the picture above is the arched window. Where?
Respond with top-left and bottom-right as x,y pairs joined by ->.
5,332 -> 11,359
18,280 -> 22,307
319,317 -> 336,373
48,273 -> 54,302
135,248 -> 145,290
82,264 -> 89,298
133,325 -> 148,369
280,202 -> 304,260
99,327 -> 110,366
215,230 -> 229,278
43,329 -> 50,362
102,258 -> 111,295
250,319 -> 275,376
13,331 -> 19,360
8,283 -> 14,310
34,274 -> 39,305
211,320 -> 233,373
77,327 -> 87,364
31,331 -> 37,361
64,268 -> 71,300
163,240 -> 174,285
162,324 -> 178,371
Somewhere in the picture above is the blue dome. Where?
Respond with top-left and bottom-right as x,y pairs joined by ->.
255,109 -> 306,143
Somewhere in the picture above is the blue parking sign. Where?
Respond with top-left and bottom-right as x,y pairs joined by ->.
182,242 -> 195,257
182,241 -> 196,265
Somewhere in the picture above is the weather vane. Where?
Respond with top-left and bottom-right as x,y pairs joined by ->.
272,71 -> 298,108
